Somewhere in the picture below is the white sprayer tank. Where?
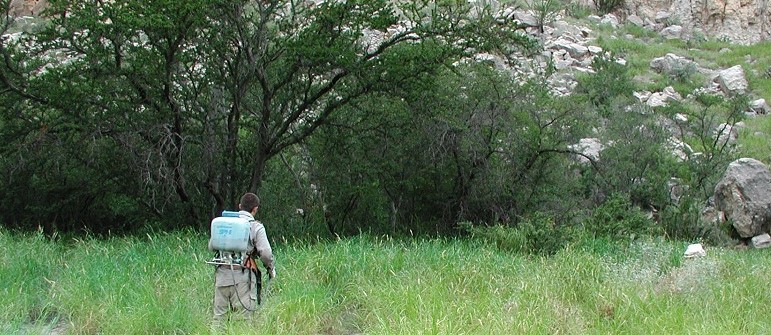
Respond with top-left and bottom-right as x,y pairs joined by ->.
210,211 -> 250,253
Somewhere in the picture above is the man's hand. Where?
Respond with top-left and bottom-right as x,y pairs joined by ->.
268,267 -> 276,279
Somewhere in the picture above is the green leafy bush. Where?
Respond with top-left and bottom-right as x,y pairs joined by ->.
592,0 -> 625,14
573,98 -> 677,211
668,62 -> 697,83
564,1 -> 593,19
670,94 -> 744,199
461,212 -> 577,255
659,195 -> 735,246
574,53 -> 636,117
582,193 -> 661,239
529,0 -> 561,32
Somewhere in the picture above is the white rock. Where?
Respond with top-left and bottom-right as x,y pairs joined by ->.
655,11 -> 671,23
716,65 -> 748,95
600,14 -> 619,28
568,138 -> 604,164
661,25 -> 683,39
749,99 -> 769,114
647,94 -> 668,107
627,15 -> 645,27
751,234 -> 771,249
668,137 -> 693,161
634,91 -> 652,102
684,243 -> 706,258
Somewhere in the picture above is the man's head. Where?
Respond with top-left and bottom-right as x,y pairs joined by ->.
239,192 -> 260,214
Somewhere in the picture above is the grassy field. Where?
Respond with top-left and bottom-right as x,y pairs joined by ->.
2,230 -> 771,334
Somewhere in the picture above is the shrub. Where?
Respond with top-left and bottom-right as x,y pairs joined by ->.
668,62 -> 697,83
581,193 -> 661,239
592,0 -> 625,15
672,94 -> 744,199
577,101 -> 676,210
564,1 -> 593,19
574,53 -> 636,117
529,0 -> 561,33
659,195 -> 736,246
460,212 -> 577,255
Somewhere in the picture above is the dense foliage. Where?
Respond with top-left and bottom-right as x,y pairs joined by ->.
0,0 -> 536,234
0,0 -> 751,245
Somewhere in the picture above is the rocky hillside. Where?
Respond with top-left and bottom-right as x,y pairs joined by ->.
623,0 -> 770,45
500,7 -> 769,108
7,0 -> 771,44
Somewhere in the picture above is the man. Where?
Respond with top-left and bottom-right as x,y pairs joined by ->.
210,192 -> 275,321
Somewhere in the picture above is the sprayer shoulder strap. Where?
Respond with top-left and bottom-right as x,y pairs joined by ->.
244,254 -> 258,270
244,219 -> 260,271
247,218 -> 261,256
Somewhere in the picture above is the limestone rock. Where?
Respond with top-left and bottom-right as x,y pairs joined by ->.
714,158 -> 771,238
716,65 -> 749,95
684,243 -> 706,258
751,234 -> 771,249
568,138 -> 604,164
623,0 -> 770,45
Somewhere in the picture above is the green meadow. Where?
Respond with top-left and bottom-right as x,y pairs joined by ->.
3,230 -> 770,334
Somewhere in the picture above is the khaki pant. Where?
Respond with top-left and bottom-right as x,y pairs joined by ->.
213,280 -> 257,321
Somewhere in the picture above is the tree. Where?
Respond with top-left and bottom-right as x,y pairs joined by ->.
0,0 -> 534,231
308,62 -> 590,236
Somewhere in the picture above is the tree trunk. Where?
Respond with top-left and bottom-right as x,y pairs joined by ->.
249,152 -> 269,194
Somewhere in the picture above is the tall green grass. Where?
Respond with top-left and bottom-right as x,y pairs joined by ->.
2,230 -> 771,334
740,117 -> 771,165
0,230 -> 63,334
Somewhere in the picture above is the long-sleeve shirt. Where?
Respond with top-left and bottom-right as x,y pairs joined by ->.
211,210 -> 274,287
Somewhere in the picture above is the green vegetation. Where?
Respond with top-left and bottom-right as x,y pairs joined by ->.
740,117 -> 771,164
530,0 -> 561,32
3,230 -> 770,334
0,0 -> 537,234
563,1 -> 594,19
1,1 -> 771,332
0,0 -> 768,242
591,0 -> 625,15
596,26 -> 771,101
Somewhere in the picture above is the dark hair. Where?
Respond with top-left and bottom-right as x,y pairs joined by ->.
239,192 -> 260,212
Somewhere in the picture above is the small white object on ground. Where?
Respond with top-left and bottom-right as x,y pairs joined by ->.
684,243 -> 706,258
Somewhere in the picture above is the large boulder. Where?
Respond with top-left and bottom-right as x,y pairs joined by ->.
713,158 -> 771,238
649,53 -> 696,76
716,65 -> 749,95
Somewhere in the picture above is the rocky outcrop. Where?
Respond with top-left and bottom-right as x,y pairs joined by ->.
622,0 -> 770,45
8,0 -> 47,16
10,0 -> 770,44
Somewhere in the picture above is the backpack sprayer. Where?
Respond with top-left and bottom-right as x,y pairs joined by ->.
206,210 -> 269,311
206,210 -> 251,266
